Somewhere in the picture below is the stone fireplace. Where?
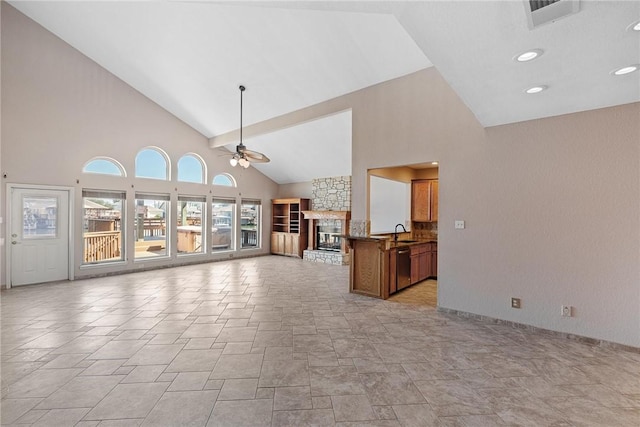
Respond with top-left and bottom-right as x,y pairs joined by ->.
302,176 -> 351,265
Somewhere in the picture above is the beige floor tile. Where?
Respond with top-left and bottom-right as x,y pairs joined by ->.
140,390 -> 218,426
210,353 -> 263,379
215,326 -> 258,343
164,348 -> 222,372
121,365 -> 166,384
274,386 -> 313,410
88,340 -> 148,360
0,397 -> 43,424
31,407 -> 90,426
207,399 -> 273,427
36,375 -> 123,409
331,394 -> 376,422
271,408 -> 335,426
310,366 -> 365,396
360,372 -> 426,406
167,371 -> 210,391
84,382 -> 169,420
259,359 -> 309,388
2,256 -> 639,426
6,368 -> 84,399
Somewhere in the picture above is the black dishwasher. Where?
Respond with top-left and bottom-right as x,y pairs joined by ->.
396,248 -> 411,291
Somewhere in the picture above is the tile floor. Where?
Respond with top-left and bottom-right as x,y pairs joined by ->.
1,256 -> 639,426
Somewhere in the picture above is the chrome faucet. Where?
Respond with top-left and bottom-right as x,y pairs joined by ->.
394,223 -> 407,243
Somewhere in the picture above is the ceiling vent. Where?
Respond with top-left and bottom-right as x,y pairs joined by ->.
525,0 -> 580,29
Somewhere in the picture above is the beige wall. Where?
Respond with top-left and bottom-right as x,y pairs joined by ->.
213,67 -> 640,347
1,4 -> 278,280
350,70 -> 639,348
277,182 -> 312,199
3,3 -> 639,347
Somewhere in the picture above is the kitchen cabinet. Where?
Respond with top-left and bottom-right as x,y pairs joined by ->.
388,248 -> 397,294
347,237 -> 391,299
431,243 -> 438,278
271,198 -> 309,258
411,242 -> 438,285
410,243 -> 434,284
411,179 -> 438,222
347,237 -> 437,299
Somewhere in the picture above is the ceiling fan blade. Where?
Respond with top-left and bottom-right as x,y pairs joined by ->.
243,149 -> 270,163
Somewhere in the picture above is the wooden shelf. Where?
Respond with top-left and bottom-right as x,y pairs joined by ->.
271,198 -> 310,257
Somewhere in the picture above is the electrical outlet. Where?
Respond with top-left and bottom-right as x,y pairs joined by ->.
455,220 -> 465,229
511,297 -> 521,309
561,305 -> 572,317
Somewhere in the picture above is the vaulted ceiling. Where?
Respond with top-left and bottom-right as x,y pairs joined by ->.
8,1 -> 640,183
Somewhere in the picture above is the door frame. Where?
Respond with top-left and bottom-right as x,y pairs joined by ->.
5,183 -> 75,289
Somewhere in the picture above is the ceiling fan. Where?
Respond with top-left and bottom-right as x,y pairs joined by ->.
224,85 -> 270,169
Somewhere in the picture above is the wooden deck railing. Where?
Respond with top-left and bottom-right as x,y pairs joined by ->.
84,231 -> 121,263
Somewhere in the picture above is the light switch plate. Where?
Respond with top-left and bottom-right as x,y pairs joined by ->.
455,220 -> 465,229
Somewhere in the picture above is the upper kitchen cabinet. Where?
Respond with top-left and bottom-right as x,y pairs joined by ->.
411,179 -> 438,222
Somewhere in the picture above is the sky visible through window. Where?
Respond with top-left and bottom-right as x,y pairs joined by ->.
213,174 -> 234,186
83,159 -> 123,176
136,149 -> 167,180
178,155 -> 204,183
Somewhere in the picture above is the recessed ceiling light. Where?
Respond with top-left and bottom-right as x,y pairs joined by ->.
514,49 -> 543,62
525,85 -> 547,94
627,20 -> 640,32
612,65 -> 639,76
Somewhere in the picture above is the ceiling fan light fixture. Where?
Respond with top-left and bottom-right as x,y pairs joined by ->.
228,85 -> 270,168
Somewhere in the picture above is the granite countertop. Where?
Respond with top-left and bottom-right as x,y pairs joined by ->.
346,235 -> 437,250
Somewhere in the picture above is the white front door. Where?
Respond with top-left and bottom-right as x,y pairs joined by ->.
10,188 -> 70,286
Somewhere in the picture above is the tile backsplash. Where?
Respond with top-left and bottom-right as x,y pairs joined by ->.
413,221 -> 438,240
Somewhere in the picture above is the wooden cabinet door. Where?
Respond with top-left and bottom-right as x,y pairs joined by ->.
388,249 -> 397,294
271,233 -> 285,255
431,245 -> 438,278
411,180 -> 430,222
430,180 -> 438,222
419,250 -> 430,281
410,249 -> 420,284
286,234 -> 300,257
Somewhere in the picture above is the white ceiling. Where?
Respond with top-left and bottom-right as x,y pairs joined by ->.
8,1 -> 640,184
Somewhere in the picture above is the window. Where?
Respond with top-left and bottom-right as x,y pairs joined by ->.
212,173 -> 236,187
178,154 -> 206,184
240,199 -> 261,249
134,193 -> 169,259
22,196 -> 58,239
83,158 -> 126,176
177,195 -> 205,255
212,197 -> 235,251
135,147 -> 169,180
82,190 -> 125,264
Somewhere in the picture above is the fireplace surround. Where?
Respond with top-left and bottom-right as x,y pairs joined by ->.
301,210 -> 350,265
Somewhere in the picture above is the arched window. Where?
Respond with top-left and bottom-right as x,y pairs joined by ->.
177,154 -> 206,184
135,147 -> 169,180
212,173 -> 236,187
83,157 -> 126,176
